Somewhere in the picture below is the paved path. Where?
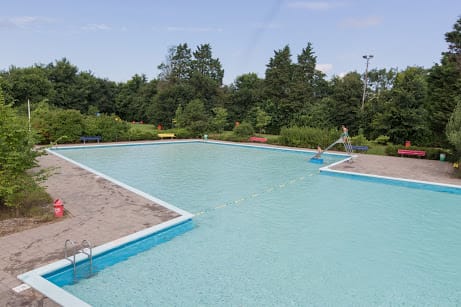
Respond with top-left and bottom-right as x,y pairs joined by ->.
330,153 -> 461,186
1,146 -> 460,306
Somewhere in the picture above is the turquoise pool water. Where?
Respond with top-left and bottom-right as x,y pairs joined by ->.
53,142 -> 461,306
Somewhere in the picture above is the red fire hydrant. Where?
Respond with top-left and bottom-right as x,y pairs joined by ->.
54,199 -> 64,218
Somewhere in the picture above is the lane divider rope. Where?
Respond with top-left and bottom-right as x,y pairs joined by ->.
194,173 -> 315,216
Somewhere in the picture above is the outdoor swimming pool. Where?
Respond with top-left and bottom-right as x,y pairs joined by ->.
25,142 -> 461,305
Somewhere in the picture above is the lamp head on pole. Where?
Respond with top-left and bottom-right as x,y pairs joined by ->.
363,55 -> 374,60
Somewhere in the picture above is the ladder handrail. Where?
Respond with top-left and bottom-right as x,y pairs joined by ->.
64,239 -> 94,282
80,239 -> 93,276
64,239 -> 77,280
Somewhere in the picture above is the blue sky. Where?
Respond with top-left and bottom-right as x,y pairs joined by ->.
1,0 -> 460,84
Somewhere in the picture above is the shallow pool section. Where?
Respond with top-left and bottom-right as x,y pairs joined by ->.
44,219 -> 194,287
21,142 -> 461,306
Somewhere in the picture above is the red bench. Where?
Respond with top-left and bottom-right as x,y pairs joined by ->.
249,136 -> 267,143
397,149 -> 426,157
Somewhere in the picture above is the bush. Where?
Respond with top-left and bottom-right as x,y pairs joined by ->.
279,126 -> 339,149
171,128 -> 194,139
32,103 -> 85,144
385,145 -> 400,156
4,173 -> 53,218
0,90 -> 40,208
124,126 -> 157,141
86,115 -> 129,142
374,135 -> 390,145
233,122 -> 254,137
350,134 -> 368,146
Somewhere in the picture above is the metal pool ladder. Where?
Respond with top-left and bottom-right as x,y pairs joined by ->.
64,239 -> 94,281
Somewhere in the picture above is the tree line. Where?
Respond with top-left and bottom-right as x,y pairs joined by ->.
1,17 -> 461,210
1,18 -> 460,150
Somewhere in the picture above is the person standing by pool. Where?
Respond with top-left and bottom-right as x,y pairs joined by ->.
341,125 -> 349,143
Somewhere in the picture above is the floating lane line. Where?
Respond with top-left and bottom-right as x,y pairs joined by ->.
194,172 -> 317,216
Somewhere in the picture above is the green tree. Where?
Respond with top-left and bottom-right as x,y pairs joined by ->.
295,98 -> 332,129
192,44 -> 224,86
326,72 -> 363,134
264,45 -> 294,131
426,17 -> 461,146
155,43 -> 224,128
46,58 -> 80,109
211,107 -> 228,132
115,74 -> 157,122
361,68 -> 397,139
150,82 -> 195,128
73,71 -> 119,115
426,59 -> 461,146
227,73 -> 264,123
158,43 -> 193,82
374,67 -> 430,145
290,43 -> 329,127
446,99 -> 461,161
0,87 -> 38,207
255,107 -> 271,133
291,43 -> 317,103
3,65 -> 54,108
444,16 -> 461,72
175,99 -> 209,134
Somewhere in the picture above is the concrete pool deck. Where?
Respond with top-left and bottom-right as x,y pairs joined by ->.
1,144 -> 460,306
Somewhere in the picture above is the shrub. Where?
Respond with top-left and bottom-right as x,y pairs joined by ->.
350,134 -> 368,146
124,127 -> 157,141
171,128 -> 194,139
374,135 -> 390,145
384,145 -> 397,156
5,173 -> 53,218
279,126 -> 339,149
233,122 -> 254,137
53,109 -> 84,142
32,103 -> 84,143
0,93 -> 43,209
87,115 -> 129,142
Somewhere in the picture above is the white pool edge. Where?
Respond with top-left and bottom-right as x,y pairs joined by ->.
320,157 -> 461,192
46,147 -> 193,217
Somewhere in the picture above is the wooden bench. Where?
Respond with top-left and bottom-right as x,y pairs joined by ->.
249,136 -> 267,143
398,149 -> 426,157
351,145 -> 368,152
158,133 -> 176,139
80,136 -> 101,144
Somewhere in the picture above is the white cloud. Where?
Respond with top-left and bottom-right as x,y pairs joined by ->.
81,23 -> 111,31
287,1 -> 344,10
316,63 -> 333,74
0,16 -> 54,30
340,16 -> 382,28
166,26 -> 223,33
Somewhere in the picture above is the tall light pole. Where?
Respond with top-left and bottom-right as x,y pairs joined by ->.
361,54 -> 373,111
